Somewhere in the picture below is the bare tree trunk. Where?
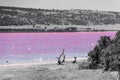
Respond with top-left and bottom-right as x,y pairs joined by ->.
57,49 -> 65,65
118,71 -> 120,80
116,62 -> 120,80
72,57 -> 77,63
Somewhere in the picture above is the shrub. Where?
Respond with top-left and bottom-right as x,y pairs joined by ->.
88,31 -> 120,71
78,61 -> 90,69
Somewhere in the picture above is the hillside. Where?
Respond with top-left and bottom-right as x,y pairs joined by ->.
0,6 -> 120,26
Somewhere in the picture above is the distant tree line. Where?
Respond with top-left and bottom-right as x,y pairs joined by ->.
0,6 -> 120,26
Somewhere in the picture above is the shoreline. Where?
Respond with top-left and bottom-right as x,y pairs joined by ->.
0,24 -> 120,32
0,57 -> 88,68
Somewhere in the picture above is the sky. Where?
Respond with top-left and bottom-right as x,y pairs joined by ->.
0,0 -> 120,12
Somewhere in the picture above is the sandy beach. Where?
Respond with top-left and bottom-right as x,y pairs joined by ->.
0,57 -> 118,80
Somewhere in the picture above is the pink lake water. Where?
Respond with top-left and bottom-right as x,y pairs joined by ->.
0,32 -> 116,63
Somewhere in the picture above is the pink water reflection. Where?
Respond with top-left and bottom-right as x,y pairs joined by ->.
0,32 -> 116,57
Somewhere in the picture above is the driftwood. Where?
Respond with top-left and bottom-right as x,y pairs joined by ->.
72,57 -> 77,63
57,49 -> 65,65
118,71 -> 120,80
116,62 -> 120,80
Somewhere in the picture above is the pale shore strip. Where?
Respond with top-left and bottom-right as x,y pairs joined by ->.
0,57 -> 118,80
0,57 -> 88,68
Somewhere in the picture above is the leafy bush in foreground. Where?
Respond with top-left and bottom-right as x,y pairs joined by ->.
88,31 -> 120,71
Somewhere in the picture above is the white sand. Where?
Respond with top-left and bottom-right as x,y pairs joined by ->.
0,57 -> 118,80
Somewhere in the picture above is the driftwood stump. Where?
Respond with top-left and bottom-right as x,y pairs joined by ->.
72,57 -> 77,63
118,71 -> 120,80
117,65 -> 120,80
57,49 -> 65,65
58,49 -> 65,65
116,62 -> 120,80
